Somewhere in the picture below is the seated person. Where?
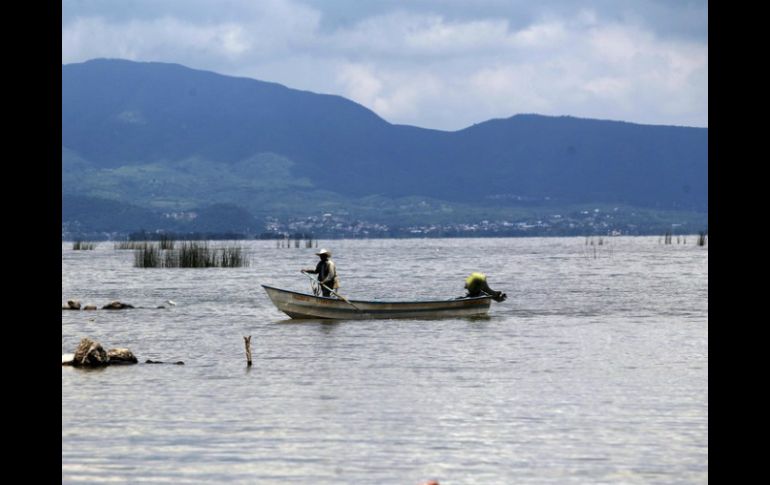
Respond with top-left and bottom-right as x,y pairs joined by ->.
464,272 -> 507,302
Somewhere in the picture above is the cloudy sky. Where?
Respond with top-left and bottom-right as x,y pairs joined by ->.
62,0 -> 707,131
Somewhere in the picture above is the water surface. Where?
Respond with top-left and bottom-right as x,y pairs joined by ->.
62,237 -> 708,484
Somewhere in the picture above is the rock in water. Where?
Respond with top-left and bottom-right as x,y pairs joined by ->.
107,348 -> 138,365
102,301 -> 135,310
62,299 -> 81,310
72,338 -> 109,367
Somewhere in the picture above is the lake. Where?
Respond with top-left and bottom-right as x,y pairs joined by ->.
62,236 -> 708,484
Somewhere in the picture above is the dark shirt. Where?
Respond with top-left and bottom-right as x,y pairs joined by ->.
315,260 -> 330,282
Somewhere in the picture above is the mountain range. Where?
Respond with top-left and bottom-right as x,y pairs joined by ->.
62,59 -> 707,237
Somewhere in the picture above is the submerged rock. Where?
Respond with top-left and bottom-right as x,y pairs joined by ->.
83,304 -> 97,311
102,301 -> 135,310
145,359 -> 185,365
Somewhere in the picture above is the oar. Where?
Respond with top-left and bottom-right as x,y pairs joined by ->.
300,270 -> 361,311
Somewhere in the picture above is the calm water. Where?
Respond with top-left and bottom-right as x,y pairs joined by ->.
62,237 -> 708,484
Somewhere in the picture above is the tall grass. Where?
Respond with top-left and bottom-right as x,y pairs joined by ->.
582,235 -> 614,259
117,233 -> 175,250
219,246 -> 245,267
134,242 -> 161,267
73,241 -> 95,250
275,233 -> 316,248
159,234 -> 175,250
134,241 -> 248,268
115,240 -> 148,250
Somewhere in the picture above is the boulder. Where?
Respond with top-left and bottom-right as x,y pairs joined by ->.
72,338 -> 109,367
107,348 -> 138,365
83,304 -> 97,311
62,299 -> 81,310
64,340 -> 140,367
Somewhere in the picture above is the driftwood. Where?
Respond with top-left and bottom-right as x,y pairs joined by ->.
244,336 -> 252,367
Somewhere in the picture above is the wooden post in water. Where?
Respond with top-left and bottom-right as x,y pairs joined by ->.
244,336 -> 252,367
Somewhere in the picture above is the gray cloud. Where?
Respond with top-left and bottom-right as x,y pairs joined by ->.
62,0 -> 707,130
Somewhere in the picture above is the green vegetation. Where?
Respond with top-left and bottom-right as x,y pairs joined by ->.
63,59 -> 707,241
159,234 -> 175,250
134,241 -> 248,268
115,240 -> 149,249
65,153 -> 313,215
72,240 -> 95,250
134,242 -> 161,267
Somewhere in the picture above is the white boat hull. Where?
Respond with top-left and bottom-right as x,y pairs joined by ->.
262,285 -> 492,319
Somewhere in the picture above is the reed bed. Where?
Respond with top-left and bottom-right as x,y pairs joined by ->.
116,233 -> 175,250
159,234 -> 175,250
134,242 -> 161,267
582,235 -> 615,259
72,241 -> 96,250
134,241 -> 248,268
275,233 -> 316,248
115,240 -> 149,250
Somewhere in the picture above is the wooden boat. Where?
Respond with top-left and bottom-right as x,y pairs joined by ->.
262,284 -> 493,319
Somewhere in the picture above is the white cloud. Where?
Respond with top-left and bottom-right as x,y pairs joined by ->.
582,77 -> 630,99
323,12 -> 707,128
62,1 -> 321,65
63,17 -> 256,63
62,0 -> 708,130
336,64 -> 383,106
511,21 -> 567,48
335,63 -> 442,122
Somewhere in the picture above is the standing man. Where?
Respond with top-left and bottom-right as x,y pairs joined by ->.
302,248 -> 339,297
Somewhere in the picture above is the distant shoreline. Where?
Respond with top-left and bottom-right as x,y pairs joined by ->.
62,231 -> 708,243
